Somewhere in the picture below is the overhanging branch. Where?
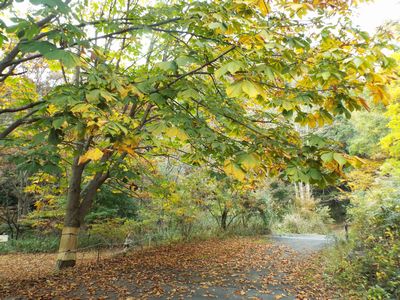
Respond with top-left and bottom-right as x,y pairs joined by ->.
0,101 -> 45,115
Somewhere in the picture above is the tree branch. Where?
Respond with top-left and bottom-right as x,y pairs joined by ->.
0,110 -> 40,139
0,101 -> 45,115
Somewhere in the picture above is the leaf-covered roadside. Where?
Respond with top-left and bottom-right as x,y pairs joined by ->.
0,250 -> 116,282
1,237 -> 339,299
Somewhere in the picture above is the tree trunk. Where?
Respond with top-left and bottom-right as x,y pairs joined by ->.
221,206 -> 228,230
258,208 -> 268,227
56,163 -> 108,269
56,159 -> 84,269
56,225 -> 80,269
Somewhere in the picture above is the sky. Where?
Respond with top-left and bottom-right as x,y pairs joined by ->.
353,0 -> 400,32
6,0 -> 400,32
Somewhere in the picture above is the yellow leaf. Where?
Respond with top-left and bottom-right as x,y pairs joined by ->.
165,127 -> 188,141
242,80 -> 259,98
239,153 -> 261,170
119,87 -> 130,99
78,148 -> 104,165
238,35 -> 253,47
119,144 -> 136,155
35,200 -> 44,210
223,160 -> 246,181
368,84 -> 390,105
358,97 -> 370,111
100,90 -> 115,102
346,156 -> 365,168
47,104 -> 57,116
226,83 -> 243,98
308,117 -> 316,128
115,137 -> 140,156
128,85 -> 144,98
257,0 -> 270,15
71,103 -> 91,114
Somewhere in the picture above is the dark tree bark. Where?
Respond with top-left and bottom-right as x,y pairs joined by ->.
221,206 -> 228,231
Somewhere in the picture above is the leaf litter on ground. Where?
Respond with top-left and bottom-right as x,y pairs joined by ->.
0,237 -> 338,299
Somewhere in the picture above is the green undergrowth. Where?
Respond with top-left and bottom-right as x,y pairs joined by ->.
272,206 -> 334,234
0,221 -> 269,255
323,191 -> 400,299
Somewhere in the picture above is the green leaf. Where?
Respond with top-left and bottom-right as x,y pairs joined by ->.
264,66 -> 274,80
150,93 -> 166,106
60,52 -> 80,68
30,0 -> 70,13
43,163 -> 62,175
86,89 -> 100,103
100,90 -> 115,102
33,131 -> 47,144
176,56 -> 196,67
333,153 -> 347,166
178,88 -> 199,99
215,65 -> 228,78
307,135 -> 327,147
157,61 -> 178,72
42,49 -> 65,60
321,72 -> 330,80
321,152 -> 334,163
43,49 -> 80,68
227,61 -> 244,73
48,128 -> 62,145
71,103 -> 91,114
215,61 -> 245,78
20,41 -> 57,54
52,117 -> 65,129
308,168 -> 322,180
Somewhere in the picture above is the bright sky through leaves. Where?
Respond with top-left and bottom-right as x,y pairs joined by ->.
353,0 -> 400,32
7,0 -> 400,32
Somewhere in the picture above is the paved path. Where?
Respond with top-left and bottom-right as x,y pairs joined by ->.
158,234 -> 335,300
269,234 -> 335,253
182,234 -> 335,300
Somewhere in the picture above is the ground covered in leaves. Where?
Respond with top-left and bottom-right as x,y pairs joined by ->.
0,237 -> 338,299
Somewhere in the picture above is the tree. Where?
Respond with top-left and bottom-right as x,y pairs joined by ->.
0,0 -> 397,268
0,169 -> 33,239
182,170 -> 243,231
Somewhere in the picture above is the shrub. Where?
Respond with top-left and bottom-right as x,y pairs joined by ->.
273,206 -> 333,234
0,235 -> 59,254
325,176 -> 400,299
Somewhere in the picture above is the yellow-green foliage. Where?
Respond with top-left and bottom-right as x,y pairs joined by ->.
88,219 -> 140,244
381,102 -> 400,158
327,169 -> 400,299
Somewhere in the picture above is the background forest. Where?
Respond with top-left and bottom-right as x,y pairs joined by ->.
0,0 -> 399,299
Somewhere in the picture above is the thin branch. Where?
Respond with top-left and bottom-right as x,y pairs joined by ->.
159,46 -> 236,91
0,110 -> 41,139
0,101 -> 45,115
